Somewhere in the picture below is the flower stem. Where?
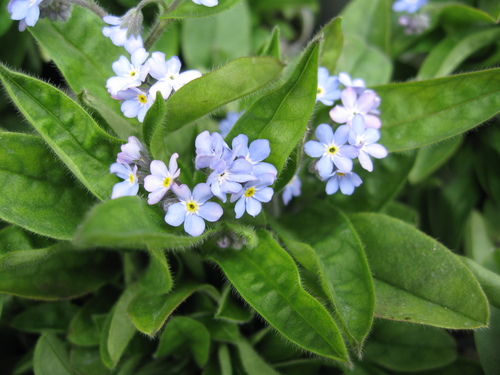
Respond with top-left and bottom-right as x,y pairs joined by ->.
66,0 -> 108,18
144,0 -> 182,50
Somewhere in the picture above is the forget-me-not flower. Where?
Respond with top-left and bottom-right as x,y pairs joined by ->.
165,183 -> 223,237
102,16 -> 129,47
195,131 -> 229,170
348,114 -> 388,172
338,72 -> 366,90
192,0 -> 218,7
230,174 -> 275,218
329,87 -> 381,129
323,170 -> 363,196
8,0 -> 43,31
110,163 -> 139,199
117,136 -> 145,165
144,154 -> 181,205
316,67 -> 341,106
106,48 -> 150,96
231,134 -> 278,178
282,174 -> 301,205
392,0 -> 428,14
304,124 -> 359,178
115,88 -> 154,123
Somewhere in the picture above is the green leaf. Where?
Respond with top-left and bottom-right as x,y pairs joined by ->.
459,257 -> 500,310
479,0 -> 500,21
317,17 -> 343,73
0,247 -> 120,300
70,347 -> 112,375
0,0 -> 13,37
258,26 -> 281,60
29,7 -> 134,139
0,225 -> 35,255
34,334 -> 74,375
0,65 -> 122,201
475,305 -> 500,375
418,28 -> 500,79
11,301 -> 79,333
434,4 -> 498,29
464,210 -> 499,271
215,284 -> 254,323
155,316 -> 210,367
350,213 -> 490,328
377,69 -> 500,152
218,344 -> 232,375
142,92 -> 166,149
140,248 -> 173,295
226,41 -> 319,175
364,320 -> 456,372
234,336 -> 279,375
75,197 -> 219,250
0,133 -> 96,240
150,56 -> 284,160
210,229 -> 349,362
164,0 -> 241,19
127,282 -> 220,336
408,136 -> 462,184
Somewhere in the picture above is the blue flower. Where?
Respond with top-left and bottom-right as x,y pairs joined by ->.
165,183 -> 223,237
144,154 -> 181,205
330,87 -> 381,129
195,131 -> 229,170
115,88 -> 154,123
231,134 -> 278,178
392,0 -> 428,14
282,174 -> 301,205
110,163 -> 139,199
338,72 -> 366,91
230,174 -> 275,218
219,111 -> 243,138
348,114 -> 388,172
304,124 -> 359,178
316,67 -> 341,106
323,170 -> 363,195
8,0 -> 43,31
116,136 -> 145,165
106,48 -> 150,96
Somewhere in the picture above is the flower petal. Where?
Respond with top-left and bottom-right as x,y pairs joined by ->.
165,203 -> 186,227
184,214 -> 205,237
198,202 -> 223,222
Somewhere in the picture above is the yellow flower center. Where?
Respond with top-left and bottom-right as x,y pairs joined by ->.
327,146 -> 338,155
138,94 -> 147,104
186,201 -> 198,213
337,172 -> 345,177
317,87 -> 324,95
163,177 -> 172,188
128,173 -> 136,184
129,70 -> 137,78
244,187 -> 256,198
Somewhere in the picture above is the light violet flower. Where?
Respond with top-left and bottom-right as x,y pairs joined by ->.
282,174 -> 301,205
195,131 -> 229,170
329,87 -> 381,129
392,0 -> 428,14
316,67 -> 341,106
110,163 -> 139,199
338,72 -> 366,90
106,48 -> 149,96
116,88 -> 154,123
219,111 -> 243,138
165,183 -> 223,237
304,124 -> 359,178
144,154 -> 181,205
8,0 -> 43,31
192,0 -> 218,7
117,136 -> 145,164
231,134 -> 278,178
323,170 -> 363,195
231,174 -> 275,218
348,115 -> 388,172
148,53 -> 202,99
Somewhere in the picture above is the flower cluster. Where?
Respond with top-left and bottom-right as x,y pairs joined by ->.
304,69 -> 388,196
392,0 -> 430,35
110,132 -> 276,237
103,15 -> 202,123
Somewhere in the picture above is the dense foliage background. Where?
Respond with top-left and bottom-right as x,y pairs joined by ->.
0,0 -> 499,374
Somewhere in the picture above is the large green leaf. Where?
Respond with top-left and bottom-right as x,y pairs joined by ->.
0,133 -> 96,240
150,56 -> 284,160
350,213 -> 489,328
210,229 -> 349,362
34,334 -> 73,375
0,65 -> 122,201
29,7 -> 134,139
164,0 -> 241,19
74,196 -> 219,250
377,69 -> 500,152
226,41 -> 319,175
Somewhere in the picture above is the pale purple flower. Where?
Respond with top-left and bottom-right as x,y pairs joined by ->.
338,72 -> 366,90
110,163 -> 139,199
144,154 -> 181,205
8,0 -> 43,31
106,48 -> 150,96
195,131 -> 229,170
323,170 -> 363,195
330,87 -> 381,129
116,88 -> 154,123
304,124 -> 359,178
165,183 -> 223,237
282,174 -> 301,205
348,115 -> 388,172
219,111 -> 243,138
230,174 -> 275,219
192,0 -> 218,7
148,53 -> 202,99
231,134 -> 278,178
117,136 -> 145,164
316,67 -> 341,106
392,0 -> 428,14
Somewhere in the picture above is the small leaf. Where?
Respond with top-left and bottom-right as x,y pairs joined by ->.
377,69 -> 500,152
140,248 -> 173,295
215,285 -> 254,323
475,305 -> 500,375
34,334 -> 74,375
0,65 -> 122,201
0,133 -> 97,239
11,302 -> 79,334
464,211 -> 499,270
459,256 -> 500,310
227,41 -> 319,175
75,197 -> 219,250
70,347 -> 112,375
234,336 -> 279,375
350,213 -> 490,328
210,229 -> 349,362
364,320 -> 456,372
258,26 -> 281,60
142,92 -> 166,149
218,344 -> 232,375
164,0 -> 241,19
155,316 -> 210,367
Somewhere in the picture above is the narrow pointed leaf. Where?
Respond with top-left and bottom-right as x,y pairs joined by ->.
142,92 -> 166,148
163,0 -> 241,19
150,57 -> 284,160
0,133 -> 96,240
227,42 -> 319,175
140,248 -> 173,295
215,285 -> 254,323
258,26 -> 281,60
235,337 -> 280,375
0,65 -> 121,201
210,229 -> 349,362
350,213 -> 490,328
377,69 -> 500,152
34,334 -> 73,375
